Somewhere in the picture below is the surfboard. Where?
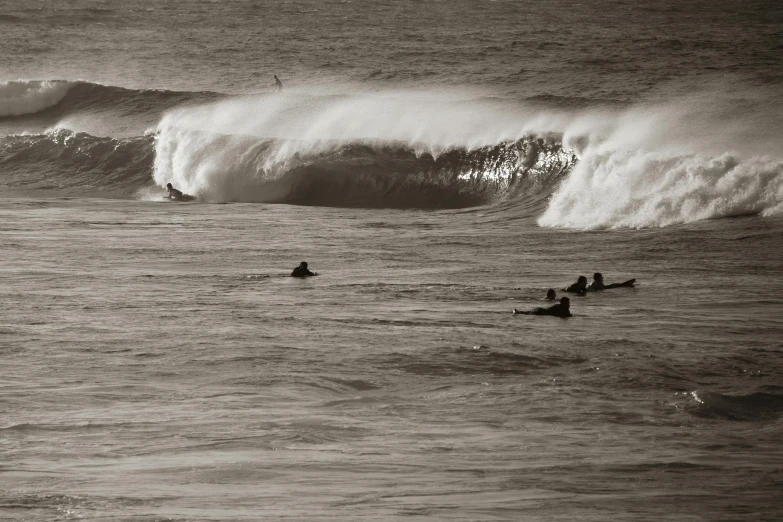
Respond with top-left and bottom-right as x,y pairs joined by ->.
162,195 -> 196,202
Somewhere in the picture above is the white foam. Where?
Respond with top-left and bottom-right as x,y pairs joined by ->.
539,88 -> 783,229
538,151 -> 783,229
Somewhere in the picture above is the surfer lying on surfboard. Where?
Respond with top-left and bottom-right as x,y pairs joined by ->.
513,297 -> 572,318
564,276 -> 589,295
164,183 -> 195,201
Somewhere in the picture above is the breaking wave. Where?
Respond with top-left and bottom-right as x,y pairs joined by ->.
153,132 -> 573,208
2,80 -> 782,227
150,87 -> 783,223
538,151 -> 783,228
537,85 -> 783,228
0,128 -> 573,207
149,89 -> 583,208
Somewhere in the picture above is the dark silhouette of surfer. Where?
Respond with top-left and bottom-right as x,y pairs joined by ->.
588,272 -> 635,291
165,183 -> 184,199
291,261 -> 316,277
164,183 -> 195,201
513,297 -> 572,318
564,276 -> 588,296
545,289 -> 557,300
273,75 -> 283,92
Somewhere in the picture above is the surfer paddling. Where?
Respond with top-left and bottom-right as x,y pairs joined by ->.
564,275 -> 588,296
513,297 -> 572,318
273,75 -> 283,92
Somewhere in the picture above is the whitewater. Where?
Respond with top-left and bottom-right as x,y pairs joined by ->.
1,0 -> 782,520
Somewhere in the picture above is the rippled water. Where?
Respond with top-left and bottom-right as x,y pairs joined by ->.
2,0 -> 781,98
2,199 -> 782,520
2,0 -> 783,520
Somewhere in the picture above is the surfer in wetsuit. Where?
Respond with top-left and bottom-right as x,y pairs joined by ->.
588,272 -> 636,291
291,261 -> 316,277
166,183 -> 184,200
513,297 -> 572,318
273,75 -> 283,92
545,288 -> 557,300
564,275 -> 588,296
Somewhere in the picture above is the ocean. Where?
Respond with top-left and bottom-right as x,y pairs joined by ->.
1,0 -> 782,520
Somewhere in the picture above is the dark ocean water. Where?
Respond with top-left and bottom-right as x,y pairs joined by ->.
1,1 -> 782,520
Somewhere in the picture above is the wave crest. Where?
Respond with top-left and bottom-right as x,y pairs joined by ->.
0,80 -> 73,117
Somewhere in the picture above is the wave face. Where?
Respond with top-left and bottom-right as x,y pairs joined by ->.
153,130 -> 573,208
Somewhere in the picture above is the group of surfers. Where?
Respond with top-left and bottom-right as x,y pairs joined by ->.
166,183 -> 634,320
513,273 -> 636,318
289,261 -> 632,319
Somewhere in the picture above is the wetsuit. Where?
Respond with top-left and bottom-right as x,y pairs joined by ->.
528,303 -> 572,317
168,187 -> 184,200
514,302 -> 572,318
564,282 -> 587,295
291,266 -> 315,277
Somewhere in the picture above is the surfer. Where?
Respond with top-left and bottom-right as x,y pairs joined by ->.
588,272 -> 636,291
513,297 -> 572,318
273,75 -> 283,92
545,289 -> 557,300
564,276 -> 588,296
291,261 -> 316,278
166,183 -> 184,200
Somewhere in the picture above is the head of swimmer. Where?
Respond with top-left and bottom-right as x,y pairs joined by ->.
593,272 -> 603,283
299,261 -> 308,269
546,288 -> 556,300
560,296 -> 570,309
576,275 -> 588,287
166,183 -> 172,189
